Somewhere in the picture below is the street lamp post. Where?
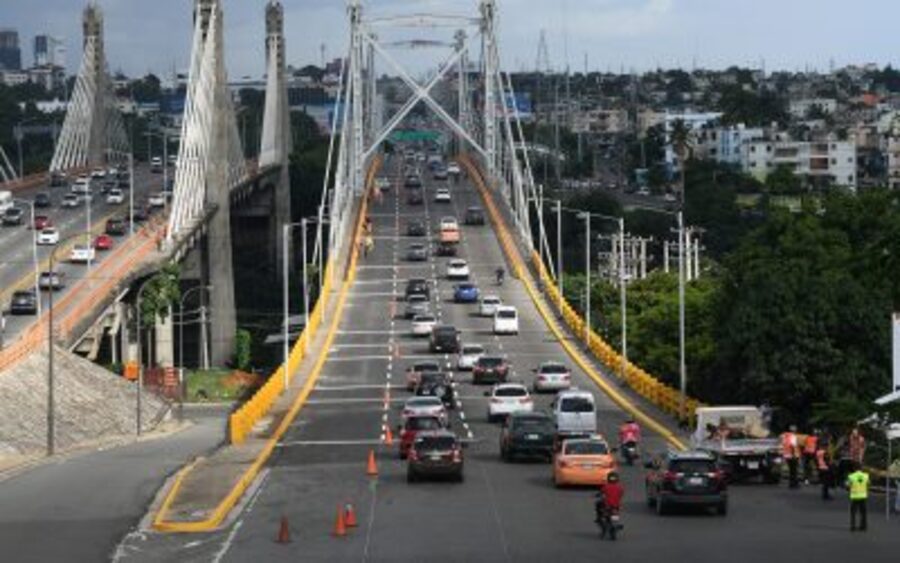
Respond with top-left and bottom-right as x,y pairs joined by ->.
677,211 -> 687,421
555,199 -> 562,301
178,284 -> 212,420
578,212 -> 591,346
301,218 -> 310,355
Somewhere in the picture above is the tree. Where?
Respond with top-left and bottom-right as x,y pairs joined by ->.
765,164 -> 803,195
139,263 -> 181,327
131,74 -> 162,104
669,119 -> 692,202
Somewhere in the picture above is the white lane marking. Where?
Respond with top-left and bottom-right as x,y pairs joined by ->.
276,439 -> 384,447
305,397 -> 406,405
314,384 -> 404,391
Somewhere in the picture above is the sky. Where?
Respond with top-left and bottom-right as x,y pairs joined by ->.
3,0 -> 900,79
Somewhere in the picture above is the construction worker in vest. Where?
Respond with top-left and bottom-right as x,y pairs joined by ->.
802,430 -> 818,484
815,436 -> 833,500
848,426 -> 866,466
782,425 -> 801,489
845,462 -> 869,532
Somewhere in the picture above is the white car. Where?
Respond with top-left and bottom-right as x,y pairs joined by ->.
434,188 -> 451,203
447,161 -> 461,175
487,383 -> 533,422
69,244 -> 96,263
493,306 -> 519,335
401,396 -> 447,424
90,167 -> 106,179
457,343 -> 486,371
440,216 -> 458,231
61,194 -> 81,208
446,259 -> 470,280
71,177 -> 91,195
106,189 -> 124,204
411,314 -> 437,337
479,295 -> 502,317
37,228 -> 60,245
533,361 -> 573,392
148,192 -> 166,207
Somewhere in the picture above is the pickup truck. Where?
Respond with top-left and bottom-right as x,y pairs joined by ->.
691,406 -> 783,484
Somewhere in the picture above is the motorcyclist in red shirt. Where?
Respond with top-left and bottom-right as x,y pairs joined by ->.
595,472 -> 624,538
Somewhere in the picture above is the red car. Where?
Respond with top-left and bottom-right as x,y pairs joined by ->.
94,234 -> 114,251
33,215 -> 52,230
398,415 -> 445,459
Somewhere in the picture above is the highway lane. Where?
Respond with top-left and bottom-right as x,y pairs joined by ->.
0,164 -> 166,345
117,156 -> 897,562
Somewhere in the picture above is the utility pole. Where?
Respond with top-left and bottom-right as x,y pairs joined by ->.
556,200 -> 563,300
618,218 -> 627,379
678,211 -> 687,421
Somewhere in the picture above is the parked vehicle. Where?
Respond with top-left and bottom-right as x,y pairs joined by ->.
645,450 -> 728,516
690,406 -> 783,484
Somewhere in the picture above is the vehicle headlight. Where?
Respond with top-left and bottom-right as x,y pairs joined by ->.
773,456 -> 783,464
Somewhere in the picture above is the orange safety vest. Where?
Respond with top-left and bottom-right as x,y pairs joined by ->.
803,435 -> 817,455
781,432 -> 798,459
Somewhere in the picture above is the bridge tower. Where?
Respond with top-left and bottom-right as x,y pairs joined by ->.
51,2 -> 129,172
169,0 -> 246,366
260,0 -> 292,273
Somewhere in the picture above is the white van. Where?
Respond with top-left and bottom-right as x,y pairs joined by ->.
552,389 -> 597,436
0,190 -> 12,213
493,306 -> 519,335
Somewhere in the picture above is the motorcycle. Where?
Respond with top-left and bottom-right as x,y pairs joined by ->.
594,494 -> 623,541
495,270 -> 505,286
621,441 -> 639,466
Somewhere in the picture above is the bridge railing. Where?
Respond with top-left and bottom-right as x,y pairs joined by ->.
460,154 -> 703,423
228,157 -> 382,445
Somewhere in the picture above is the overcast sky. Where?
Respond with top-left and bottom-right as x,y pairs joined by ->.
5,0 -> 900,79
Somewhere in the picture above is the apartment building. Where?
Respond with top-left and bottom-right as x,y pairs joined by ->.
789,98 -> 838,118
743,137 -> 857,190
886,137 -> 900,190
694,124 -> 766,166
663,111 -> 723,172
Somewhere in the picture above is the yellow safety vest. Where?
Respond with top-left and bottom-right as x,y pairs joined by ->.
847,471 -> 869,500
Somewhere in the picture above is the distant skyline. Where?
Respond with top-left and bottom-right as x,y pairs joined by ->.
4,0 -> 900,80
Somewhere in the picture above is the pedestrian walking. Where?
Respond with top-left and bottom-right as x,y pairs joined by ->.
782,425 -> 801,489
848,426 -> 866,466
803,430 -> 818,484
815,438 -> 833,500
845,463 -> 869,532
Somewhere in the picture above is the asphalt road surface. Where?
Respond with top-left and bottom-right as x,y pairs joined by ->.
116,157 -> 897,562
0,405 -> 227,563
0,164 -> 166,344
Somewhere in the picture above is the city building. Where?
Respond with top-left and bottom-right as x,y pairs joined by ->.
694,124 -> 766,166
788,98 -> 838,118
743,136 -> 857,190
0,29 -> 22,71
886,137 -> 900,190
34,35 -> 64,68
663,110 -> 723,172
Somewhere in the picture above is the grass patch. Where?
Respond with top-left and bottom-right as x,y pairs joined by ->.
186,369 -> 263,403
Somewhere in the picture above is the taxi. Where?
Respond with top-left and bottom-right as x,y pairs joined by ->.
553,435 -> 617,487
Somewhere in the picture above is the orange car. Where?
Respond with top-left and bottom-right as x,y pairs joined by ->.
553,436 -> 618,487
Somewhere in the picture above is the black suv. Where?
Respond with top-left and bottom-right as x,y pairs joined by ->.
407,188 -> 424,205
404,175 -> 423,189
34,192 -> 52,208
406,219 -> 426,237
500,412 -> 556,462
105,218 -> 127,236
430,325 -> 460,353
464,206 -> 485,226
407,430 -> 464,483
415,372 -> 455,409
645,451 -> 728,516
9,290 -> 38,315
405,278 -> 430,301
435,241 -> 458,257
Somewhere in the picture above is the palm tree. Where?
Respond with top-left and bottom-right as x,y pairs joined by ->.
669,119 -> 693,207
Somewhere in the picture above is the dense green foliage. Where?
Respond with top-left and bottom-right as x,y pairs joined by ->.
139,263 -> 181,327
233,329 -> 253,371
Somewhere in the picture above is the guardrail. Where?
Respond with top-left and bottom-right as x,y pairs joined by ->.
228,157 -> 382,445
459,154 -> 702,423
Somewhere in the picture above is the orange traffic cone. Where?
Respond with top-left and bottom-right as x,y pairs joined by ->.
384,427 -> 394,446
333,504 -> 347,537
276,515 -> 291,544
366,449 -> 378,476
344,502 -> 358,527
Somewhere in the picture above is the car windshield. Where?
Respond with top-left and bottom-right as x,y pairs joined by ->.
670,459 -> 716,473
497,310 -> 516,319
412,362 -> 440,372
407,398 -> 442,408
540,364 -> 568,374
406,417 -> 442,431
513,418 -> 554,432
494,387 -> 527,397
478,357 -> 504,367
462,346 -> 484,355
408,295 -> 427,304
560,396 -> 594,412
415,316 -> 436,323
565,441 -> 609,456
458,284 -> 475,291
483,297 -> 500,304
415,436 -> 457,450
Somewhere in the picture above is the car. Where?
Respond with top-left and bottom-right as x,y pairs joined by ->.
446,259 -> 470,280
447,161 -> 461,175
106,189 -> 124,204
49,171 -> 67,187
375,177 -> 391,191
432,167 -> 449,181
464,206 -> 485,226
69,244 -> 95,263
440,216 -> 459,231
61,194 -> 81,208
493,306 -> 519,335
473,355 -> 510,385
406,188 -> 424,205
453,283 -> 479,303
411,314 -> 437,337
486,383 -> 533,422
434,187 -> 451,202
406,219 -> 426,237
398,415 -> 445,459
168,154 -> 177,166
405,360 -> 442,391
2,207 -> 24,226
90,167 -> 106,179
148,192 -> 166,207
105,218 -> 127,236
151,157 -> 163,172
132,206 -> 150,222
645,451 -> 728,516
36,228 -> 60,245
34,192 -> 51,208
9,290 -> 38,315
435,241 -> 458,257
429,325 -> 461,353
404,294 -> 430,319
552,389 -> 597,437
33,215 -> 52,230
71,177 -> 91,194
457,343 -> 485,371
479,295 -> 502,317
407,430 -> 464,483
405,278 -> 430,301
500,412 -> 556,462
94,234 -> 114,251
415,372 -> 456,409
39,271 -> 65,291
401,396 -> 447,425
403,175 -> 422,189
533,361 -> 573,393
553,435 -> 618,488
663,193 -> 677,202
637,187 -> 651,197
406,243 -> 428,262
